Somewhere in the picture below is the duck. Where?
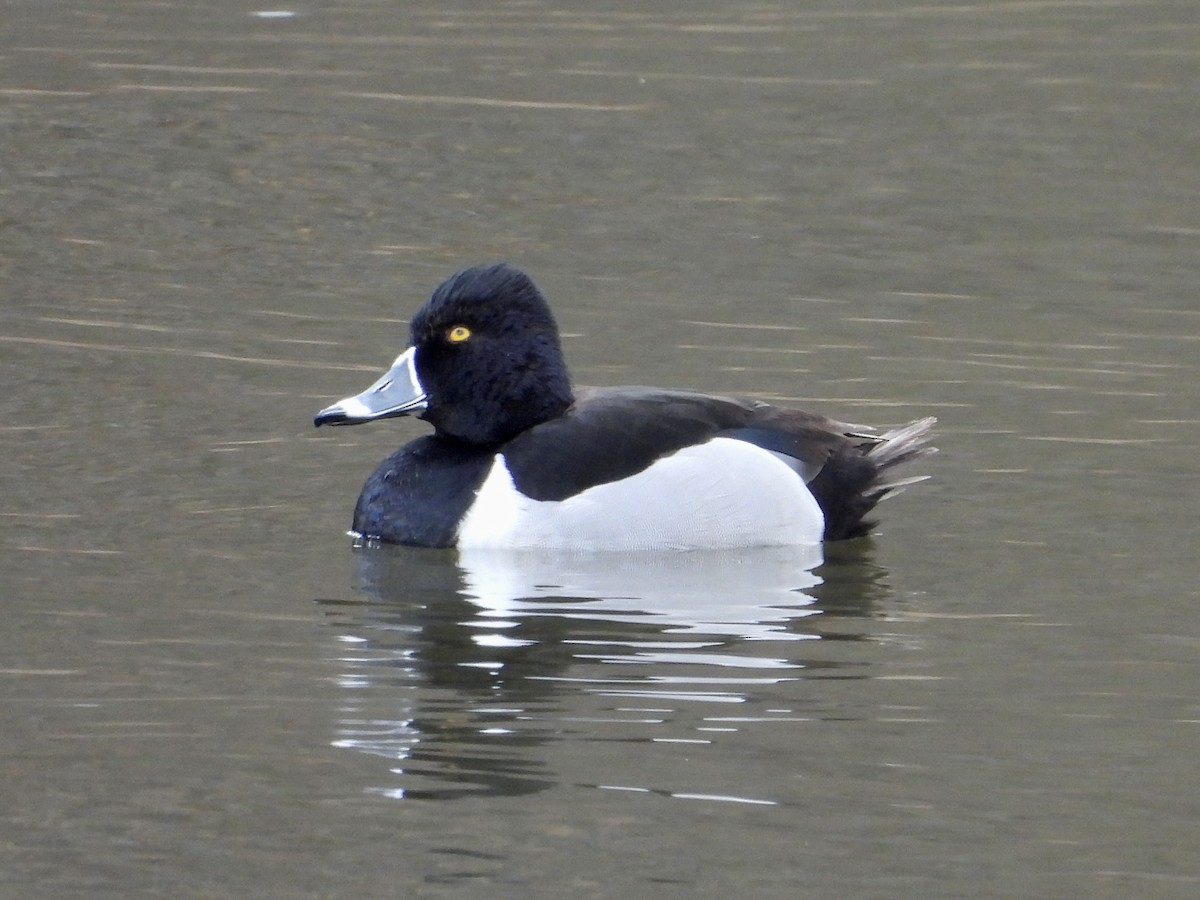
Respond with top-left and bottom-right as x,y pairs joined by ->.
315,263 -> 935,550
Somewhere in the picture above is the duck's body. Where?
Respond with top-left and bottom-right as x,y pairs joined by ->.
316,264 -> 934,550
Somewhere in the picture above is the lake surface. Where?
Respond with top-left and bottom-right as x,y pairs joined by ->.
3,1 -> 1198,897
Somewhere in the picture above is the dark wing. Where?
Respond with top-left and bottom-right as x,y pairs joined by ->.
500,387 -> 762,501
500,386 -> 866,504
718,406 -> 866,483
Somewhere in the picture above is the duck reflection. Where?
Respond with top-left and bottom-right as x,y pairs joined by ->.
322,542 -> 887,800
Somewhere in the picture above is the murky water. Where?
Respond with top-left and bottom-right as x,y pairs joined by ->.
3,2 -> 1198,897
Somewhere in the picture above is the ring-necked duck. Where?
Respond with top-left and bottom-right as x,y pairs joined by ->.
315,263 -> 935,550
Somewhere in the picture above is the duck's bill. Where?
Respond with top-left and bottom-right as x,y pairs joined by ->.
314,347 -> 428,427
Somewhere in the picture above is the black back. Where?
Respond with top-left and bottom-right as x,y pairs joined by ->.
500,388 -> 761,501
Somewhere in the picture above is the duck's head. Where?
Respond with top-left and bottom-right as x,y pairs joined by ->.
314,263 -> 574,446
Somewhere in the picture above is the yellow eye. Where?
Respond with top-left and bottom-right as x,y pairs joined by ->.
447,325 -> 471,343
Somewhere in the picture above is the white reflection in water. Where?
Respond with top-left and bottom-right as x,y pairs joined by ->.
328,543 -> 836,800
456,543 -> 824,640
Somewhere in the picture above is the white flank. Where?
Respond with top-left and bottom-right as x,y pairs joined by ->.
455,437 -> 824,551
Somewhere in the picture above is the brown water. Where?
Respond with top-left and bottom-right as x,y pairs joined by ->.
3,2 -> 1198,897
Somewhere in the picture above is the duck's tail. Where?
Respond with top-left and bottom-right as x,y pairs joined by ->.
810,416 -> 937,541
865,416 -> 938,499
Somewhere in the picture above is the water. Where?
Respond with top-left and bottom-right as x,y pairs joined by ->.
3,1 -> 1198,897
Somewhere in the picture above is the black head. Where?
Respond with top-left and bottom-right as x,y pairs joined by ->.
408,263 -> 574,445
